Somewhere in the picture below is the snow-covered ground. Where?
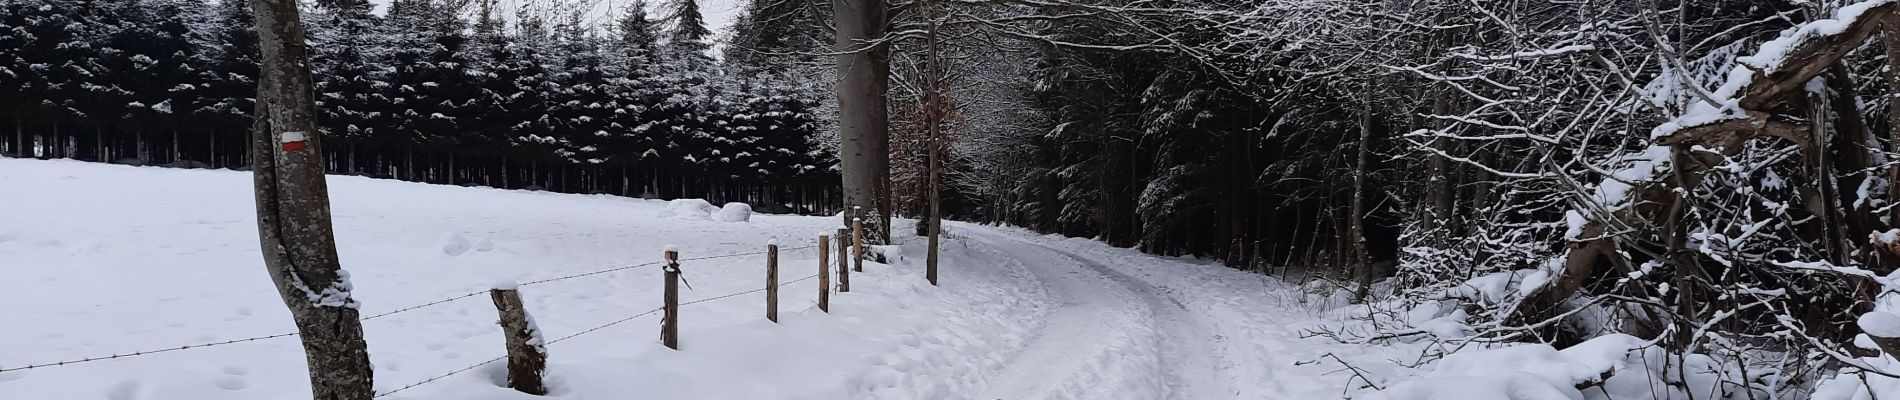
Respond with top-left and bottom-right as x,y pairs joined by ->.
0,159 -> 1053,399
0,158 -> 1468,399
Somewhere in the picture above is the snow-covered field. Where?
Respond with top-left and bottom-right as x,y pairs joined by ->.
0,159 -> 1052,399
2,157 -> 1660,400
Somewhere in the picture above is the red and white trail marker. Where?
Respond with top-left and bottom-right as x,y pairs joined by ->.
280,131 -> 309,152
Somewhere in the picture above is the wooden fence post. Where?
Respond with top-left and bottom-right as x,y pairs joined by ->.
853,217 -> 864,272
766,241 -> 779,323
662,248 -> 680,350
490,284 -> 548,395
817,234 -> 830,312
836,228 -> 850,293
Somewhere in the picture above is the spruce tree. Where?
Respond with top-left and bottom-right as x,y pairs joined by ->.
198,0 -> 261,167
726,0 -> 824,72
662,0 -> 714,69
607,1 -> 667,195
103,0 -> 207,163
307,0 -> 381,169
0,0 -> 29,155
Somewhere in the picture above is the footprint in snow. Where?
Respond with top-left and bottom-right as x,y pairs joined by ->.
214,376 -> 249,391
105,381 -> 140,400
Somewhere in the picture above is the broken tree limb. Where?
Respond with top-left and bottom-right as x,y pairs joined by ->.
1503,1 -> 1900,338
1739,1 -> 1900,111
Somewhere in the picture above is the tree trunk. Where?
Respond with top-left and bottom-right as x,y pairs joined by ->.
1883,16 -> 1900,229
405,147 -> 414,181
1823,65 -> 1881,264
249,0 -> 376,397
12,116 -> 21,157
8,115 -> 18,156
924,0 -> 943,285
1350,106 -> 1375,302
835,0 -> 892,243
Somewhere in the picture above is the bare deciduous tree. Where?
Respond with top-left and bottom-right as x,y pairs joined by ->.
250,0 -> 375,397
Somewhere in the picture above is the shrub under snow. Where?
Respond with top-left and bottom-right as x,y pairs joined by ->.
656,199 -> 718,220
716,202 -> 752,223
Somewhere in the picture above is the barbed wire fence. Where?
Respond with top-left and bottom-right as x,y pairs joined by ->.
374,272 -> 828,398
0,243 -> 829,376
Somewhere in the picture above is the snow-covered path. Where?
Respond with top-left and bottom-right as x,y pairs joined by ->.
957,224 -> 1412,400
972,229 -> 1229,400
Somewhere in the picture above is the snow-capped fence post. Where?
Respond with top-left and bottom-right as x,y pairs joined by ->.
662,248 -> 681,350
837,228 -> 851,293
853,217 -> 865,272
817,234 -> 831,312
766,241 -> 779,323
489,283 -> 548,395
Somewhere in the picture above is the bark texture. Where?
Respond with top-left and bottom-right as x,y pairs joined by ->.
490,288 -> 548,395
766,244 -> 779,322
835,0 -> 892,243
249,0 -> 375,397
818,234 -> 831,312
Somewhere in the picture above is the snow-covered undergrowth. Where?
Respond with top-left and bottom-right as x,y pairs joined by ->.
0,159 -> 1048,399
1331,267 -> 1883,400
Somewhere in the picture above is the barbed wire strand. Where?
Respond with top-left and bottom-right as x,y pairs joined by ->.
678,244 -> 821,262
371,354 -> 509,398
520,261 -> 664,287
361,291 -> 490,321
372,272 -> 826,397
2,245 -> 833,375
0,331 -> 301,373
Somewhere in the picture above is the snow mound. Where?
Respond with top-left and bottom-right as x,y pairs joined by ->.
870,245 -> 904,262
715,202 -> 752,223
656,198 -> 718,220
1367,334 -> 1680,400
1860,311 -> 1900,338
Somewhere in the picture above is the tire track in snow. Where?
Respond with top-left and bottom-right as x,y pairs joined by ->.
969,231 -> 1229,400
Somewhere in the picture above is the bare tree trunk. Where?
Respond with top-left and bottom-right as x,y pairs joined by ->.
250,0 -> 375,398
1350,105 -> 1375,302
1422,135 -> 1452,232
924,0 -> 943,285
835,0 -> 891,243
1883,17 -> 1900,227
405,147 -> 414,181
